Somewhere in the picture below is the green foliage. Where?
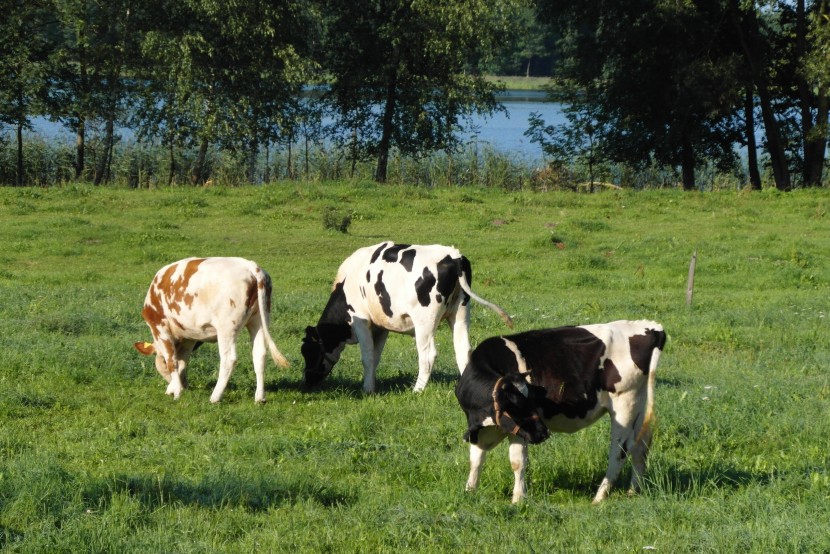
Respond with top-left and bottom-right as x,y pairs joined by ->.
320,0 -> 524,181
1,184 -> 830,551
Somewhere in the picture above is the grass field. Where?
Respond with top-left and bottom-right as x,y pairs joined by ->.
1,182 -> 829,552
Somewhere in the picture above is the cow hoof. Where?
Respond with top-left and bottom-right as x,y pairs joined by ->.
255,397 -> 266,404
209,396 -> 222,403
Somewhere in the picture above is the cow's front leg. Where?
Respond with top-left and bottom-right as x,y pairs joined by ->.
352,320 -> 377,394
508,435 -> 529,503
466,443 -> 487,492
413,326 -> 438,392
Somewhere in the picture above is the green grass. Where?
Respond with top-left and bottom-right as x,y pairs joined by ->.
1,182 -> 829,552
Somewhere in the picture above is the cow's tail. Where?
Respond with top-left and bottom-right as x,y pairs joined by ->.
456,257 -> 513,328
635,326 -> 666,446
255,268 -> 290,369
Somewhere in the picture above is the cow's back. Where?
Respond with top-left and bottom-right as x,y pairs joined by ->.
144,257 -> 262,341
337,242 -> 463,332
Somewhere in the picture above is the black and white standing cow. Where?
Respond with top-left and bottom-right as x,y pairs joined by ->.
455,320 -> 666,503
302,242 -> 513,393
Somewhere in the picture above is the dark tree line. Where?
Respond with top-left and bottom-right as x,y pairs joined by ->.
1,0 -> 828,189
533,0 -> 830,190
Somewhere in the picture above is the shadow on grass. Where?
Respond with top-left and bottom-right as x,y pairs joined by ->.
85,472 -> 354,512
530,463 -> 773,501
267,368 -> 458,396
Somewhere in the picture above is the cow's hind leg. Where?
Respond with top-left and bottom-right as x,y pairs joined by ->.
412,324 -> 438,392
247,319 -> 267,403
593,397 -> 643,503
447,303 -> 471,374
628,414 -> 654,496
210,333 -> 238,403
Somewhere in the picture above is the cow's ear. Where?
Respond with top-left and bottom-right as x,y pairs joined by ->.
134,341 -> 155,355
303,326 -> 319,343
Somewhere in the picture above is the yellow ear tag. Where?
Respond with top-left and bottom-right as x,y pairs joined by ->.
144,342 -> 153,349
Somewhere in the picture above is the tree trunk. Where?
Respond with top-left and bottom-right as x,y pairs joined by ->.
248,138 -> 258,184
264,142 -> 271,183
190,139 -> 209,185
94,117 -> 114,185
375,81 -> 397,183
680,133 -> 696,190
731,1 -> 791,191
167,141 -> 175,186
744,88 -> 762,190
757,84 -> 791,190
808,93 -> 829,186
75,118 -> 85,180
16,121 -> 24,187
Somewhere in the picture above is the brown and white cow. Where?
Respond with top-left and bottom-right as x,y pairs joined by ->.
302,242 -> 513,394
134,257 -> 290,403
455,320 -> 666,503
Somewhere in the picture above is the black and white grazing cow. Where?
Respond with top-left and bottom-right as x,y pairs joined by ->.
302,242 -> 513,393
134,257 -> 290,403
455,320 -> 666,503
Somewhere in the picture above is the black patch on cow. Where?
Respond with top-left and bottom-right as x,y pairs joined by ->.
374,270 -> 394,317
366,270 -> 371,283
312,280 -> 355,355
370,243 -> 388,264
457,327 -> 608,427
458,256 -> 473,306
602,358 -> 622,392
507,328 -> 605,420
628,327 -> 667,374
435,294 -> 443,304
455,336 -> 522,442
304,280 -> 356,387
382,243 -> 411,263
414,266 -> 437,307
400,249 -> 416,272
435,255 -> 458,302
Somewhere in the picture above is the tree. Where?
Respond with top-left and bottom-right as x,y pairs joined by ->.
132,0 -> 315,185
319,0 -> 523,183
538,0 -> 745,190
0,0 -> 54,186
525,89 -> 608,191
796,0 -> 829,187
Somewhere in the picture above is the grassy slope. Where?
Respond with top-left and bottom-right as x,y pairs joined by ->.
0,183 -> 829,552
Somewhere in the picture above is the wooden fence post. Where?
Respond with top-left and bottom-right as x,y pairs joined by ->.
686,251 -> 697,306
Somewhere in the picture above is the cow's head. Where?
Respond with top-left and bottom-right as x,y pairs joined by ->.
492,374 -> 550,444
301,326 -> 328,387
133,340 -> 174,383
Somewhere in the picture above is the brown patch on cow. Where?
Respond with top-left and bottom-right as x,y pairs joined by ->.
172,318 -> 185,330
183,293 -> 195,308
229,298 -> 237,308
141,287 -> 165,335
245,277 -> 258,311
158,258 -> 206,313
602,358 -> 622,392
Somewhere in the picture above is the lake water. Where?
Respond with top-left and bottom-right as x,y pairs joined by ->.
27,90 -> 564,163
